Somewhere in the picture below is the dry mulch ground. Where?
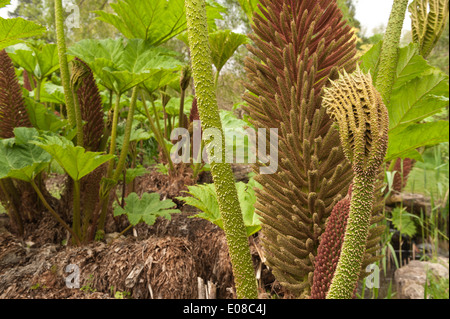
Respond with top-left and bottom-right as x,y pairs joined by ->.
0,165 -> 288,299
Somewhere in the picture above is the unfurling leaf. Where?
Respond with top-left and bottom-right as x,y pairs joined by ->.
114,192 -> 180,226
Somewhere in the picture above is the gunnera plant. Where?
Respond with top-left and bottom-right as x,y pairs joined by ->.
0,48 -> 33,235
323,68 -> 389,299
0,49 -> 32,138
310,188 -> 352,299
71,58 -> 105,152
71,58 -> 106,242
243,0 -> 357,297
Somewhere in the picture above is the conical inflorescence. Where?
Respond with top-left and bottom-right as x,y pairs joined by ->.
243,0 -> 358,296
0,49 -> 32,138
310,190 -> 351,299
72,58 -> 105,152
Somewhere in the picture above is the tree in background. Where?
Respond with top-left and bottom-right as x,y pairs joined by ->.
9,0 -> 116,44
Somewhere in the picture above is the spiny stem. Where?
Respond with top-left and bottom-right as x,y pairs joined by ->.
54,0 -> 76,128
375,0 -> 409,104
185,0 -> 258,299
326,173 -> 376,299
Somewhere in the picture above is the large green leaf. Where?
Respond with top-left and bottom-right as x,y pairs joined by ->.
114,192 -> 180,226
37,83 -> 66,105
389,70 -> 449,130
33,135 -> 115,181
25,97 -> 67,132
386,121 -> 449,161
0,17 -> 46,50
7,43 -> 60,80
0,127 -> 51,182
95,0 -> 224,45
209,30 -> 248,74
141,68 -> 180,94
359,42 -> 449,161
359,40 -> 382,81
68,38 -> 182,95
237,0 -> 262,24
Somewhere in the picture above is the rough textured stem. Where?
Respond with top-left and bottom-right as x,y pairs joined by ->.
185,0 -> 258,299
375,0 -> 409,103
54,0 -> 76,127
326,173 -> 376,299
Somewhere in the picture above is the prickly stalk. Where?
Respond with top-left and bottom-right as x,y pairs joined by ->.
184,0 -> 258,299
323,68 -> 389,299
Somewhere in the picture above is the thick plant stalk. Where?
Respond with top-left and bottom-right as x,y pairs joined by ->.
185,0 -> 258,299
55,0 -> 77,129
375,0 -> 409,104
323,68 -> 389,299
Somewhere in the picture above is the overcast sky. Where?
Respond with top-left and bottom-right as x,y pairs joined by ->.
1,0 -> 412,36
355,0 -> 412,36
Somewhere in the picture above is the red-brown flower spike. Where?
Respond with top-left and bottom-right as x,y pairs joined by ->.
243,0 -> 357,297
0,49 -> 32,138
72,58 -> 105,151
310,194 -> 351,299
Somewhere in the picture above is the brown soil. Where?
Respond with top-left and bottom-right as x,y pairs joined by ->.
0,165 -> 289,299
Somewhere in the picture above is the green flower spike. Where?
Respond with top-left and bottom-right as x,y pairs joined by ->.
322,67 -> 389,299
